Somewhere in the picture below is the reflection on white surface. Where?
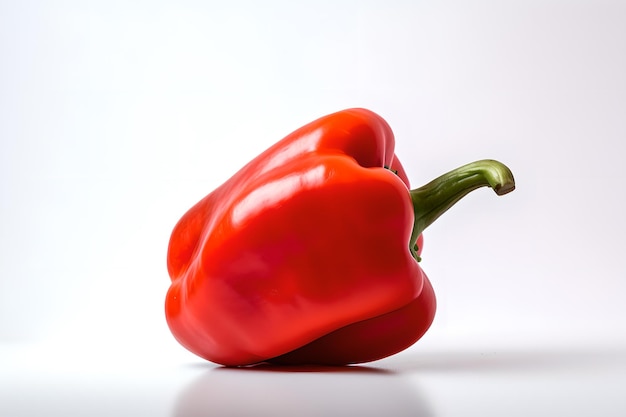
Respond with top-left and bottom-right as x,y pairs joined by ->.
173,365 -> 431,417
2,343 -> 625,417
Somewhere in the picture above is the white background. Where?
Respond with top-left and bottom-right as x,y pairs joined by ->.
1,1 -> 625,416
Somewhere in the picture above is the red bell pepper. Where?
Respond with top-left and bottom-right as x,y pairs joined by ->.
165,108 -> 515,366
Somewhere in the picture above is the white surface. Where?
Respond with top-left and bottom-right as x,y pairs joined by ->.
2,0 -> 625,416
2,340 -> 626,416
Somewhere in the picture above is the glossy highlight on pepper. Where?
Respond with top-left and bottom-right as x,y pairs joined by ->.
165,108 -> 515,366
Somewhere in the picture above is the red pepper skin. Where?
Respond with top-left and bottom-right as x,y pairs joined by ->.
166,109 -> 514,366
268,234 -> 435,365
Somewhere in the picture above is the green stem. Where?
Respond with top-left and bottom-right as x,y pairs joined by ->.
409,159 -> 515,260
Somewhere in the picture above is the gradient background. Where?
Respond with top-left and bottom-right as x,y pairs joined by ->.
1,1 -> 625,416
